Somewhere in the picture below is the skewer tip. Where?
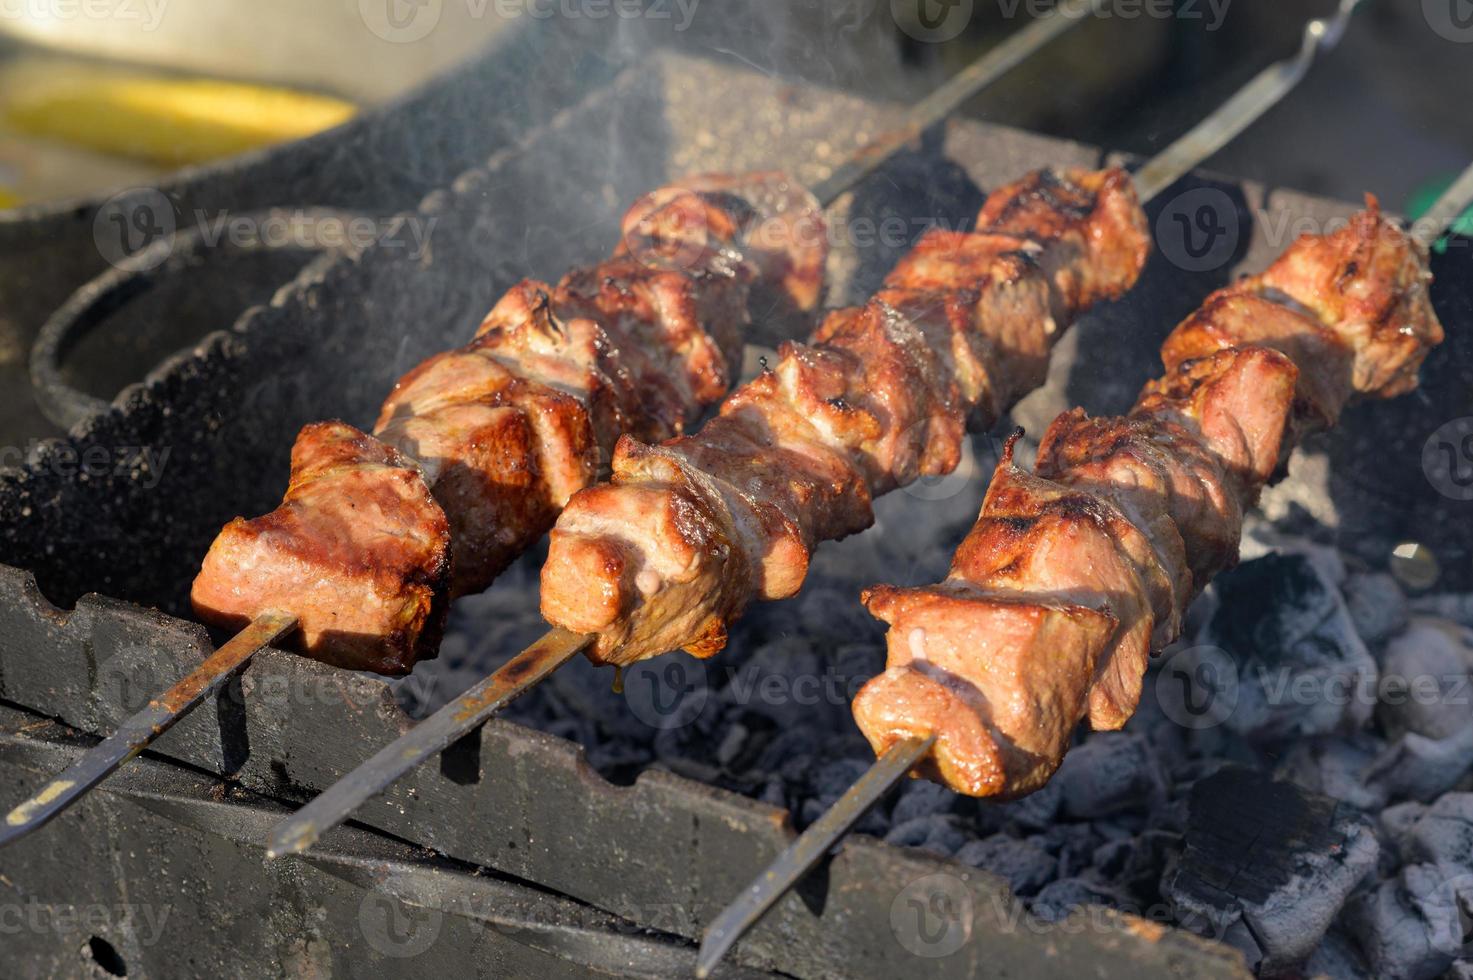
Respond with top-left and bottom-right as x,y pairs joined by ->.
265,822 -> 317,860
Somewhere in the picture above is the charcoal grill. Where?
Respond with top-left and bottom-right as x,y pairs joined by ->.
1,16 -> 1472,980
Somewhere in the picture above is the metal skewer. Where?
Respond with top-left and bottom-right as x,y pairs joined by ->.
0,611 -> 297,846
263,13 -> 1103,861
0,21 -> 1093,853
697,160 -> 1473,979
695,4 -> 1384,974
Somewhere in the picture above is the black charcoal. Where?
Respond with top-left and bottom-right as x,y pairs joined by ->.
955,834 -> 1058,896
1164,767 -> 1380,975
1205,554 -> 1377,739
1378,623 -> 1473,741
1276,733 -> 1389,811
1054,732 -> 1166,819
1396,793 -> 1473,872
1347,863 -> 1470,980
1030,876 -> 1119,924
1344,572 -> 1409,648
882,815 -> 966,856
1364,725 -> 1473,804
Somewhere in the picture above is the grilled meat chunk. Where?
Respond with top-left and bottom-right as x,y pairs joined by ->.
542,167 -> 1150,666
191,421 -> 451,676
195,171 -> 825,672
857,202 -> 1445,797
618,170 -> 827,320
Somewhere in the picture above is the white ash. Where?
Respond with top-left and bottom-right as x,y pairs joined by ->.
1345,863 -> 1471,980
1377,623 -> 1473,740
399,453 -> 1473,979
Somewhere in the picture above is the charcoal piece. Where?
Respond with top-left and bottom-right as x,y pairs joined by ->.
889,778 -> 959,825
1276,733 -> 1389,811
985,771 -> 1062,832
1344,572 -> 1409,648
1030,824 -> 1101,879
882,815 -> 967,856
1365,725 -> 1473,804
714,723 -> 748,769
1054,733 -> 1166,819
955,835 -> 1058,896
1396,793 -> 1473,872
1302,929 -> 1374,980
722,635 -> 838,729
1030,877 -> 1120,924
1092,837 -> 1134,877
1205,553 -> 1377,739
1347,863 -> 1472,980
1378,623 -> 1473,741
800,757 -> 888,837
755,726 -> 821,776
1163,767 -> 1380,975
1381,801 -> 1430,848
1117,829 -> 1182,901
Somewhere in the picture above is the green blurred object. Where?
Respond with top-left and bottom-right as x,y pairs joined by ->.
1409,176 -> 1473,253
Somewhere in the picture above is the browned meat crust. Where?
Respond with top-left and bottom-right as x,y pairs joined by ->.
856,202 -> 1443,797
190,421 -> 451,676
542,167 -> 1151,666
194,172 -> 828,673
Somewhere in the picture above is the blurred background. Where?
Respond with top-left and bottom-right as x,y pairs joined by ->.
1,0 -> 1470,445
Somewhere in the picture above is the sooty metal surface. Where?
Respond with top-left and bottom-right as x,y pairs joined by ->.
0,49 -> 1469,979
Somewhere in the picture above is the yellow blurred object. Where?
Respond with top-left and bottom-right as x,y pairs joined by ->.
4,66 -> 358,168
0,188 -> 18,210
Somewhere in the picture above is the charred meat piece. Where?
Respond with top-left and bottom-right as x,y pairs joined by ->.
542,167 -> 1151,666
195,171 -> 821,672
191,422 -> 451,676
858,202 -> 1445,798
1254,197 -> 1441,398
617,170 -> 827,322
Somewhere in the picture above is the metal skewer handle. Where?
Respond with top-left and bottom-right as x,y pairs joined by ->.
1132,0 -> 1366,203
261,29 -> 1102,860
811,0 -> 1106,207
695,4 -> 1385,971
0,612 -> 297,846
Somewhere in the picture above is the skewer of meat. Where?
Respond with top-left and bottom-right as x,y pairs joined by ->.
538,166 -> 1148,665
689,5 -> 1402,972
0,21 -> 1104,847
191,171 -> 823,675
698,160 -> 1473,978
858,196 -> 1444,798
265,2 -> 1369,866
